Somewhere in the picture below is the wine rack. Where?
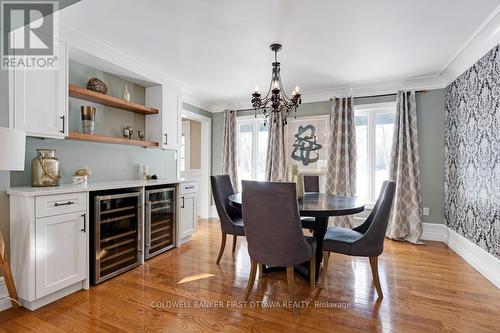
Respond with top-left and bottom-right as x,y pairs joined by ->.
91,190 -> 142,284
145,187 -> 175,259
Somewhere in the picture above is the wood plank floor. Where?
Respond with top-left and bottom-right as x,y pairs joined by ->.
1,219 -> 499,333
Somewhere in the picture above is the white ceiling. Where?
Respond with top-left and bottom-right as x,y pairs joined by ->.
59,0 -> 500,106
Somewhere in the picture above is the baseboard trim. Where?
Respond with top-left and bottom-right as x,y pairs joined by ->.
210,205 -> 219,219
445,228 -> 500,289
0,277 -> 12,311
421,223 -> 499,289
421,223 -> 447,241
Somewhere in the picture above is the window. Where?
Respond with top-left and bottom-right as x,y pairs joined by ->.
237,117 -> 268,186
355,103 -> 396,204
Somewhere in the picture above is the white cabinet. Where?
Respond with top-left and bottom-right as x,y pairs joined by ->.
35,212 -> 86,298
178,182 -> 198,243
145,84 -> 181,150
9,192 -> 88,310
9,40 -> 68,139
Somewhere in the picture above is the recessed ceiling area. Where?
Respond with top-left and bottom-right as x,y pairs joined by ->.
59,0 -> 500,104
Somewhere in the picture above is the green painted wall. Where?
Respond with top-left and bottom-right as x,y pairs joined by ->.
182,102 -> 212,119
11,60 -> 183,186
211,90 -> 446,224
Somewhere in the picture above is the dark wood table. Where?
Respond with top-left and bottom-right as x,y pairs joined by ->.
228,192 -> 364,281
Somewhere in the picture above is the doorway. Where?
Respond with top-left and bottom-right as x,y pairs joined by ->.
181,110 -> 211,219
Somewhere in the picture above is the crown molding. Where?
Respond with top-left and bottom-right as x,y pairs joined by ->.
58,5 -> 500,114
439,4 -> 500,85
211,6 -> 500,113
211,74 -> 447,113
59,21 -> 215,112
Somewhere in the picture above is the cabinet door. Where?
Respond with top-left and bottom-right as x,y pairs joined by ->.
179,193 -> 196,239
162,85 -> 180,149
10,40 -> 68,139
145,84 -> 180,150
35,212 -> 86,298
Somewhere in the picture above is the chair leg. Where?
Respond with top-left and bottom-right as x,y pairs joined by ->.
369,256 -> 383,298
258,263 -> 264,278
320,251 -> 330,287
309,256 -> 316,290
232,235 -> 237,253
286,267 -> 299,314
244,260 -> 258,301
216,233 -> 227,265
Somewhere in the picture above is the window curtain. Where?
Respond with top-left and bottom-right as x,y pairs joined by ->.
386,90 -> 423,244
265,111 -> 286,181
221,110 -> 238,189
325,96 -> 356,227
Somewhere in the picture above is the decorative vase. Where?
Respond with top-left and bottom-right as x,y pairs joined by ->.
31,149 -> 61,187
122,84 -> 130,102
81,106 -> 96,134
86,78 -> 107,94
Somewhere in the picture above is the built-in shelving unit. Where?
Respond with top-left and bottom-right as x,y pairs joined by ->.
67,132 -> 159,148
68,84 -> 159,115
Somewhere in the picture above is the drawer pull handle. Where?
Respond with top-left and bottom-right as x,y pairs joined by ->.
81,213 -> 86,233
185,186 -> 195,189
54,201 -> 75,207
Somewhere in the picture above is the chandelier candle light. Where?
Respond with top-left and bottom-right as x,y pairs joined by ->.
251,43 -> 302,126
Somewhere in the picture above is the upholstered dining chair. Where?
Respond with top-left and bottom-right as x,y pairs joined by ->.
301,175 -> 320,230
241,180 -> 316,304
211,175 -> 245,264
320,181 -> 396,299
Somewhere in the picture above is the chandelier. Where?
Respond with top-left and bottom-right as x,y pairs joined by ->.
251,43 -> 301,126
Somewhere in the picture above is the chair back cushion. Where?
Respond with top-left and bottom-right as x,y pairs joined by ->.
356,180 -> 396,256
241,180 -> 313,267
211,175 -> 241,233
303,175 -> 320,193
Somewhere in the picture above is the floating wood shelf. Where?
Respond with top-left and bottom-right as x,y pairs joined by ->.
67,132 -> 159,148
68,84 -> 159,115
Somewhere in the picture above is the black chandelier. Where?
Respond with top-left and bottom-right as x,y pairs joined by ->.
251,43 -> 301,126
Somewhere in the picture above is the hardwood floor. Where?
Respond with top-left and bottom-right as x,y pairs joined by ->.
1,219 -> 499,332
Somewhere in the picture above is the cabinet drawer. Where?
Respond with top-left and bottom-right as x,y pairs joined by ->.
36,192 -> 87,218
180,182 -> 198,195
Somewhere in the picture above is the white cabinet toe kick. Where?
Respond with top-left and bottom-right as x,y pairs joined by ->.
7,180 -> 198,311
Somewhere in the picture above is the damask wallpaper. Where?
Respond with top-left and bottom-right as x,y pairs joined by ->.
444,45 -> 499,258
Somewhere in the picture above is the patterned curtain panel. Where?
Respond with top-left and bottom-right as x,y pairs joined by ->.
265,111 -> 286,181
325,97 -> 356,227
221,110 -> 238,189
386,91 -> 423,244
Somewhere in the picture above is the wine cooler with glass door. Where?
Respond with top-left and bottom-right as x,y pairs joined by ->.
145,186 -> 176,259
91,189 -> 143,284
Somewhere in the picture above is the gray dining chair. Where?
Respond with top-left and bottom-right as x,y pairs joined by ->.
241,180 -> 316,304
320,180 -> 396,299
301,175 -> 320,230
211,175 -> 245,264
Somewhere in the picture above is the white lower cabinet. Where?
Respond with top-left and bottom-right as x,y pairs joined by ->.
178,182 -> 198,244
35,212 -> 86,298
9,192 -> 89,310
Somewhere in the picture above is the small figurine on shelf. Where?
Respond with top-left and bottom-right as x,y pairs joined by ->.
73,167 -> 91,185
122,84 -> 130,102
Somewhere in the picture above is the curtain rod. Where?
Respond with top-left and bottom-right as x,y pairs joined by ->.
329,89 -> 428,101
229,90 -> 428,112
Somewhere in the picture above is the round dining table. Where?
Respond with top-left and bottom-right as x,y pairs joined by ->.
228,192 -> 364,281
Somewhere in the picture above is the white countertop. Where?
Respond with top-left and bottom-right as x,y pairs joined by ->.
7,178 -> 197,197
